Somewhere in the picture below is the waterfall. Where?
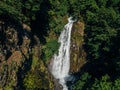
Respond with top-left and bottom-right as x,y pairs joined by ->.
50,17 -> 74,90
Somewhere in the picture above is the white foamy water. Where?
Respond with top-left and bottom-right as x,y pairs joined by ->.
50,17 -> 74,90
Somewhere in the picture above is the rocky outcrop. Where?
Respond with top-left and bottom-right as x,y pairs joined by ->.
0,20 -> 31,89
70,21 -> 86,73
0,20 -> 54,90
0,16 -> 87,90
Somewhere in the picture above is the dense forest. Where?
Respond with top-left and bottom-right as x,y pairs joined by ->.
0,0 -> 120,90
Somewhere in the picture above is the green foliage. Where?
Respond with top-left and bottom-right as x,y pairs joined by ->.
0,0 -> 43,23
91,75 -> 113,90
42,40 -> 60,60
91,76 -> 120,90
49,0 -> 68,16
48,0 -> 69,33
49,16 -> 67,34
71,1 -> 120,89
4,86 -> 13,90
32,56 -> 39,69
24,73 -> 40,90
77,0 -> 120,62
73,73 -> 91,90
0,1 -> 25,21
114,78 -> 120,90
23,66 -> 53,90
74,75 -> 120,90
23,0 -> 42,20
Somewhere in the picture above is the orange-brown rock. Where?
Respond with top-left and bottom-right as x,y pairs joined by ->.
7,51 -> 22,65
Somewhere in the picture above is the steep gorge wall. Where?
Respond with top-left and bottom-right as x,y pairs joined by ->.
0,20 -> 30,89
70,21 -> 86,73
0,17 -> 87,90
0,20 -> 54,90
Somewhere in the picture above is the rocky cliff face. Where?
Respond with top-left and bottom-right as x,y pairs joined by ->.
70,21 -> 86,73
0,20 -> 54,90
0,17 -> 86,90
0,20 -> 26,89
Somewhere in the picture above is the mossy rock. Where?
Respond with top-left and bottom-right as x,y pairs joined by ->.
70,21 -> 86,73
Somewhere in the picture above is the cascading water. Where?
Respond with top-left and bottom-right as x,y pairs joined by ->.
50,17 -> 74,90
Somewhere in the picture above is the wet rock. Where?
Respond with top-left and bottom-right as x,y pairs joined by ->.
53,78 -> 63,90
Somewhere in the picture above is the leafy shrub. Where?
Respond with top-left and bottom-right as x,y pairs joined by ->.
91,75 -> 112,90
42,40 -> 60,60
73,73 -> 91,90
